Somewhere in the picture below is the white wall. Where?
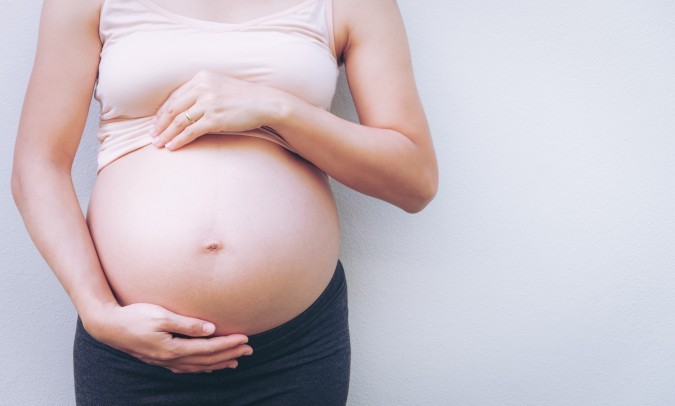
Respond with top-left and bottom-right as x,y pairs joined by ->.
2,1 -> 675,405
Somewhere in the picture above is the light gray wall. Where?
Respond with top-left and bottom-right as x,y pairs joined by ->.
3,1 -> 675,405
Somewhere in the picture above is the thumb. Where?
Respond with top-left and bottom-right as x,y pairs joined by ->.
160,313 -> 216,337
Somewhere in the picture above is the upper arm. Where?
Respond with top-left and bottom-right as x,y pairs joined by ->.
338,0 -> 434,150
14,0 -> 102,172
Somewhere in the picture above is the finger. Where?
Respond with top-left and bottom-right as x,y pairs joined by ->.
160,70 -> 208,111
160,79 -> 197,111
164,115 -> 211,150
168,359 -> 239,374
168,334 -> 250,358
153,71 -> 207,132
171,344 -> 253,366
153,103 -> 201,148
153,92 -> 197,138
157,313 -> 217,337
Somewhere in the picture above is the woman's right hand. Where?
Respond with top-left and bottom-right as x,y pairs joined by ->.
83,302 -> 253,373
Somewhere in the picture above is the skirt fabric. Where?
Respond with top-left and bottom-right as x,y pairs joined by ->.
73,260 -> 350,405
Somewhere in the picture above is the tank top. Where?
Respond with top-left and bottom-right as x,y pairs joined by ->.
94,0 -> 338,173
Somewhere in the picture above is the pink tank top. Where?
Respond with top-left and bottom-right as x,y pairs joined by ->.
94,0 -> 338,173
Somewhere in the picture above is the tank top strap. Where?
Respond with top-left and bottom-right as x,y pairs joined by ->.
323,0 -> 337,59
98,0 -> 161,45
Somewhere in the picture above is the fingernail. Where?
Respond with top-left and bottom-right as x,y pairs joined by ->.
153,139 -> 162,147
228,363 -> 238,369
202,323 -> 215,334
165,142 -> 174,150
243,349 -> 253,356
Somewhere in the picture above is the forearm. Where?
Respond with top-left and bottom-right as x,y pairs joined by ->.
267,93 -> 438,213
11,162 -> 118,325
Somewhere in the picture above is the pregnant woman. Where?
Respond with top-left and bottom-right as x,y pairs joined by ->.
12,0 -> 437,404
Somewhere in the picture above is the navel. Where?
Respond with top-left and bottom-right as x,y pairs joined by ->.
202,239 -> 224,253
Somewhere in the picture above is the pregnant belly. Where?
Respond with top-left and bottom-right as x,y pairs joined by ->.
86,134 -> 340,336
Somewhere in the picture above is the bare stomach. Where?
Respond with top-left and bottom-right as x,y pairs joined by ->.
86,134 -> 340,336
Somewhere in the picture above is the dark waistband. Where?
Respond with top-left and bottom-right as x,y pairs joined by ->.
245,259 -> 346,352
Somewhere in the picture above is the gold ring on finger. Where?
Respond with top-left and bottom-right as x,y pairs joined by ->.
184,109 -> 196,125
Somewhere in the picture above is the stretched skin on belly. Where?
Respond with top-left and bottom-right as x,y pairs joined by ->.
87,134 -> 340,336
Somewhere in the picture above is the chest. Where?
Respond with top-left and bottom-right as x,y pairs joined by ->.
95,0 -> 339,118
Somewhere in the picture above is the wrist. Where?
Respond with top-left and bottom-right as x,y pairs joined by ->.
263,89 -> 296,127
78,299 -> 120,338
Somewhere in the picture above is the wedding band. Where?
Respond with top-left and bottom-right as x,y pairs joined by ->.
184,109 -> 196,124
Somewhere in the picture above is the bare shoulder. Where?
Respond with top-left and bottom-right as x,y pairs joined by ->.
40,0 -> 103,29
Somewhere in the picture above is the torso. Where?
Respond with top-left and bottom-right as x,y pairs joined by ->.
87,0 -> 349,336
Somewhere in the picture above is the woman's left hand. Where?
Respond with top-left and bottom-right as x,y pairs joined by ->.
151,70 -> 285,150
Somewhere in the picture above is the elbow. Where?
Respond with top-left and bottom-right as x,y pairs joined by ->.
11,154 -> 71,207
401,184 -> 437,214
11,161 -> 43,208
399,166 -> 439,214
11,165 -> 34,211
10,168 -> 25,207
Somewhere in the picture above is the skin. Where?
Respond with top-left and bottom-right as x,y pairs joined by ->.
12,0 -> 437,374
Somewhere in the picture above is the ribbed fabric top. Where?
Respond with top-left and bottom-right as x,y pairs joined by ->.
94,0 -> 338,173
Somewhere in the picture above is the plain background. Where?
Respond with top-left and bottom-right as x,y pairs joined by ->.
2,0 -> 675,405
